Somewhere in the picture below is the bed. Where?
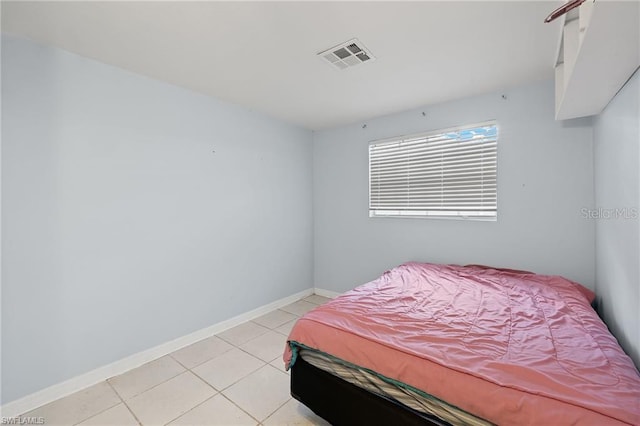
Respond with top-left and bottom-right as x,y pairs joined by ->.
283,262 -> 640,425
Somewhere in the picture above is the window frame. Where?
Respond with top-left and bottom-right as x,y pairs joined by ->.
368,121 -> 498,221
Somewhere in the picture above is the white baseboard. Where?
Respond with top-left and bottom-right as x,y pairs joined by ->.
0,287 -> 314,417
313,287 -> 342,299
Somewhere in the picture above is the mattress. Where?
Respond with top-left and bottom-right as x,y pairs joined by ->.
299,347 -> 490,426
284,262 -> 640,425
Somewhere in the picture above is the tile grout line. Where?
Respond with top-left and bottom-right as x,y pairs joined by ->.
167,353 -> 191,370
192,351 -> 288,423
131,321 -> 286,418
250,316 -> 301,331
250,309 -> 300,327
250,298 -> 321,422
249,319 -> 294,331
260,395 -> 294,425
180,336 -> 274,425
188,334 -> 280,392
69,381 -> 138,426
190,357 -> 266,394
121,400 -> 143,426
168,344 -> 235,370
252,364 -> 293,423
233,335 -> 291,366
216,325 -> 272,347
69,397 -> 120,425
218,391 -> 262,425
105,380 -> 143,426
160,393 -> 218,426
110,360 -> 188,403
22,297 -> 321,423
126,296 -> 309,402
10,294 -> 311,418
179,338 -> 268,423
247,311 -> 301,349
184,368 -> 220,394
125,340 -> 288,425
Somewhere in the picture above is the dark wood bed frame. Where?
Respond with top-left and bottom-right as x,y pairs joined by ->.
290,356 -> 451,426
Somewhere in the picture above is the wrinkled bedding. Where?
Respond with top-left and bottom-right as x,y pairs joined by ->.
284,262 -> 640,425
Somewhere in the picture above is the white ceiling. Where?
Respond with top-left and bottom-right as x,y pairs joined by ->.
1,1 -> 563,130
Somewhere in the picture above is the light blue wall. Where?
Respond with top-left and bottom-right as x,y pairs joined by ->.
593,69 -> 640,368
1,35 -> 313,403
313,80 -> 595,292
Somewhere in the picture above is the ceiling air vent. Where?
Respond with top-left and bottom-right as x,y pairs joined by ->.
318,38 -> 375,70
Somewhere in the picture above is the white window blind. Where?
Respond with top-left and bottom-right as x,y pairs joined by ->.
369,122 -> 497,219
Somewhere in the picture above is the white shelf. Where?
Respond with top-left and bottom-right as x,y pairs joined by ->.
554,0 -> 639,120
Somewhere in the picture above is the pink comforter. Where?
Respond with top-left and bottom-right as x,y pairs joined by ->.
284,262 -> 640,425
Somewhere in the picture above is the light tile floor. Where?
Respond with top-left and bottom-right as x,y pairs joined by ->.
22,295 -> 332,426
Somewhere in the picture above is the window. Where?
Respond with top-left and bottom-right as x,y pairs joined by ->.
369,122 -> 497,220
